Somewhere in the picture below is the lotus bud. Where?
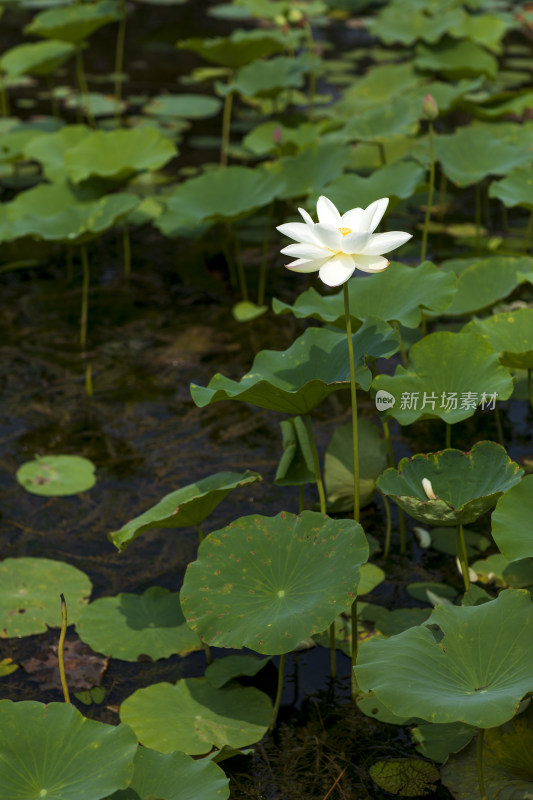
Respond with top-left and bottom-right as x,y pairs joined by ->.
422,93 -> 438,121
288,8 -> 304,23
456,557 -> 477,584
422,478 -> 437,500
274,13 -> 286,26
414,526 -> 432,549
272,125 -> 283,144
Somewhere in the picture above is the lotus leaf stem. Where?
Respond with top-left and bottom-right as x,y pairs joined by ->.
48,75 -> 59,118
123,222 -> 131,276
0,73 -> 9,117
269,652 -> 286,731
233,230 -> 249,303
257,201 -> 274,307
477,728 -> 487,800
351,598 -> 358,700
80,244 -> 90,350
381,418 -> 405,554
394,321 -> 409,368
528,368 -> 533,413
220,82 -> 234,168
85,364 -> 93,398
380,490 -> 392,559
446,422 -> 451,449
58,593 -> 70,703
298,485 -> 304,514
377,141 -> 386,166
197,524 -> 204,543
475,183 -> 481,256
304,22 -> 316,120
75,45 -> 95,129
398,508 -> 406,555
421,120 -> 435,262
114,0 -> 127,125
382,418 -> 394,466
494,403 -> 504,446
456,521 -> 470,592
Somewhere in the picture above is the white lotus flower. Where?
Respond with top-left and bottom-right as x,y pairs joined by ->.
277,195 -> 412,287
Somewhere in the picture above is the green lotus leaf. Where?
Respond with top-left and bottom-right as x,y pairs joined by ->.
0,557 -> 92,637
190,320 -> 399,415
109,470 -> 262,551
377,442 -> 523,526
434,124 -> 533,186
106,746 -> 230,800
25,1 -> 120,43
76,586 -> 203,661
120,678 -> 272,754
1,39 -> 75,78
243,120 -> 328,156
24,124 -> 91,182
324,419 -> 388,511
205,655 -> 271,689
266,142 -> 353,201
367,4 -> 465,44
463,308 -> 533,369
358,562 -> 386,595
415,39 -> 498,79
181,511 -> 368,654
338,97 -> 421,142
2,183 -> 138,244
16,454 -> 96,495
492,476 -> 533,562
489,166 -> 533,209
177,29 -> 285,68
441,708 -> 533,799
156,165 -> 283,236
274,416 -> 315,486
472,91 -> 533,121
369,758 -> 440,797
407,582 -> 458,604
411,720 -> 476,763
143,93 -> 222,119
376,607 -> 430,637
64,90 -> 126,117
372,332 -> 514,425
232,54 -> 309,98
273,262 -> 456,329
323,162 -> 425,212
449,11 -> 512,53
430,526 -> 490,557
0,126 -> 58,164
231,300 -> 267,322
336,62 -> 420,113
358,691 -> 415,725
442,256 -> 533,316
357,589 -> 533,728
64,127 -> 177,182
0,700 -> 137,800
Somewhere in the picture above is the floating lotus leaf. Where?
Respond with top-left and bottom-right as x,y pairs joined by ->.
106,747 -> 230,800
25,1 -> 119,43
64,90 -> 126,117
415,40 -> 498,79
0,700 -> 136,800
323,162 -> 425,212
120,678 -> 272,754
491,476 -> 533,562
339,98 -> 421,143
24,124 -> 91,182
430,526 -> 490,557
0,126 -> 57,164
407,582 -> 458,604
205,655 -> 271,689
411,721 -> 476,763
372,332 -> 514,425
190,320 -> 399,415
369,758 -> 440,797
16,454 -> 96,495
376,607 -> 430,637
143,93 -> 222,119
110,470 -> 261,551
449,11 -> 512,52
0,557 -> 92,637
490,166 -> 533,209
273,262 -> 456,329
76,586 -> 203,661
434,124 -> 533,186
266,142 -> 353,201
367,4 -> 464,44
441,708 -> 533,800
356,589 -> 533,728
180,511 -> 368,654
358,562 -> 386,595
243,120 -> 328,156
0,39 -> 75,78
156,165 -> 283,236
64,127 -> 177,182
231,300 -> 267,322
463,309 -> 533,369
325,419 -> 388,511
232,54 -> 309,98
177,30 -> 285,68
442,256 -> 533,316
1,183 -> 138,244
274,416 -> 315,486
472,91 -> 533,121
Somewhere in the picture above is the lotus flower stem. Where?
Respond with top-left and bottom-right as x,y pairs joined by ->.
114,0 -> 127,126
475,183 -> 481,256
58,593 -> 70,703
0,74 -> 9,117
528,368 -> 533,412
80,244 -> 90,350
75,45 -> 95,129
381,419 -> 406,554
446,422 -> 451,449
477,728 -> 487,800
269,652 -> 286,731
421,120 -> 435,262
456,521 -> 470,592
380,490 -> 392,558
343,285 -> 360,522
122,222 -> 131,276
220,83 -> 234,168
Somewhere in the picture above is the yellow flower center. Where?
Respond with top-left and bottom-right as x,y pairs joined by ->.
338,227 -> 352,237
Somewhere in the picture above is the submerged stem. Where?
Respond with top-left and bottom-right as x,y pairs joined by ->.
220,84 -> 234,168
75,45 -> 95,128
270,653 -> 286,731
528,368 -> 533,413
114,0 -> 127,125
80,244 -> 90,350
351,598 -> 358,701
234,232 -> 249,303
446,422 -> 451,449
381,490 -> 392,559
477,728 -> 487,800
122,222 -> 131,276
58,594 -> 70,703
420,120 -> 434,262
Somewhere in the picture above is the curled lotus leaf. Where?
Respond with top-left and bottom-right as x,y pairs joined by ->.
1,39 -> 76,78
463,308 -> 533,369
441,256 -> 533,316
109,470 -> 262,551
325,419 -> 388,511
356,589 -> 533,729
490,165 -> 533,210
273,261 -> 457,329
0,700 -> 137,800
376,441 -> 523,526
491,476 -> 533,562
372,332 -> 514,425
190,320 -> 399,415
24,1 -> 120,44
180,511 -> 368,654
177,29 -> 285,68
